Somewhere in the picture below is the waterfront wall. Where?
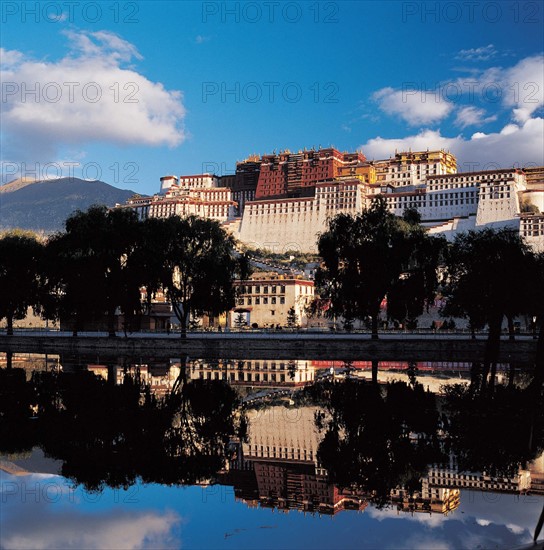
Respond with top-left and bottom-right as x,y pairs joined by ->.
0,335 -> 538,363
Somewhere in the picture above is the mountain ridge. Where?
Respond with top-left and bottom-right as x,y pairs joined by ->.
0,177 -> 136,233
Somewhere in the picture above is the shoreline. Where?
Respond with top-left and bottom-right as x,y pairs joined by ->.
0,334 -> 538,363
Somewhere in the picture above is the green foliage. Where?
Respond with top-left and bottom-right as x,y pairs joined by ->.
245,247 -> 319,269
234,312 -> 247,329
42,206 -> 141,336
0,232 -> 43,334
441,228 -> 535,337
30,208 -> 245,337
286,306 -> 298,328
156,215 -> 244,335
316,197 -> 444,338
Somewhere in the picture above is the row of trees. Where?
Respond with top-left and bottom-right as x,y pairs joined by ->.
1,198 -> 543,350
316,198 -> 544,376
0,207 -> 249,337
316,198 -> 544,341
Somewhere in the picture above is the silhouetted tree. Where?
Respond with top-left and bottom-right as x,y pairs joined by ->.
317,199 -> 443,339
129,217 -> 172,315
159,216 -> 248,337
527,252 -> 544,389
42,206 -> 141,337
441,228 -> 535,392
388,211 -> 445,330
0,231 -> 43,335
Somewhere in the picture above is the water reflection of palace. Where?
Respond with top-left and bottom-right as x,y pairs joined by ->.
223,407 -> 367,515
2,352 -> 541,510
187,359 -> 315,387
427,459 -> 531,494
86,359 -> 316,394
223,406 -> 464,517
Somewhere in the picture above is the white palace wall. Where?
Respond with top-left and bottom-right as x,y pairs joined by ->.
238,182 -> 363,253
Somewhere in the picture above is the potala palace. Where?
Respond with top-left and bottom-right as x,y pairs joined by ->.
117,148 -> 544,253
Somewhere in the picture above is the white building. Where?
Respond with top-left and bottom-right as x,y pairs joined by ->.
118,174 -> 237,223
118,152 -> 544,253
231,272 -> 315,328
237,163 -> 544,252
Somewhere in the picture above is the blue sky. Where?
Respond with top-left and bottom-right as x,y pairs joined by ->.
1,473 -> 543,549
1,1 -> 543,195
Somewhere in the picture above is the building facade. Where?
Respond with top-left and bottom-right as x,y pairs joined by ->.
118,173 -> 237,223
230,272 -> 314,328
116,148 -> 544,253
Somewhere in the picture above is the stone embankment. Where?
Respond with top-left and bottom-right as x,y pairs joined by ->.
0,334 -> 538,363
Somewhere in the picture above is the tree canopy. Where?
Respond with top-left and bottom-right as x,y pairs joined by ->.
156,215 -> 250,335
0,232 -> 43,335
316,198 -> 444,338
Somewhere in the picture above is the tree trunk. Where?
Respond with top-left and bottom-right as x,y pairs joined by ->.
469,362 -> 482,393
107,363 -> 117,386
508,363 -> 516,388
107,309 -> 116,338
6,351 -> 13,370
371,315 -> 379,340
507,315 -> 515,341
371,360 -> 378,385
482,316 -> 502,395
531,318 -> 544,390
489,362 -> 498,392
180,311 -> 188,339
7,315 -> 13,336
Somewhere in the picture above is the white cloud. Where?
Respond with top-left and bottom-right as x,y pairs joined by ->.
361,117 -> 544,169
456,44 -> 497,62
455,106 -> 497,128
451,55 -> 544,123
373,87 -> 453,126
506,523 -> 525,535
3,509 -> 181,550
195,35 -> 211,44
500,55 -> 544,122
0,474 -> 182,550
366,504 -> 448,528
371,55 -> 543,137
0,31 -> 186,166
0,48 -> 24,69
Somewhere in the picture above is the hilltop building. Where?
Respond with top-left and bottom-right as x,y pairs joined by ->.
116,147 -> 544,253
255,148 -> 366,199
118,173 -> 237,223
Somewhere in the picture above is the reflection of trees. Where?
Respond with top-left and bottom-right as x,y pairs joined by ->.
0,368 -> 246,492
312,379 -> 444,507
443,382 -> 544,478
0,368 -> 36,454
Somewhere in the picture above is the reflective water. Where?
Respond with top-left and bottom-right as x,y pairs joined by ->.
1,352 -> 543,549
